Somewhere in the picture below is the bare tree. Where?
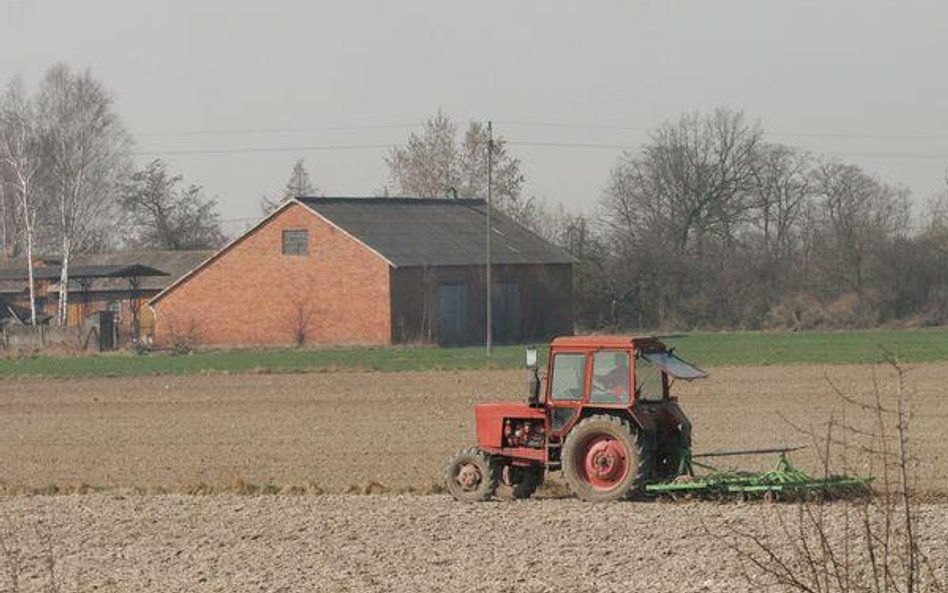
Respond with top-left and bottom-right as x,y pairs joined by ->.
0,180 -> 8,256
386,110 -> 458,199
0,79 -> 43,325
750,144 -> 813,262
261,158 -> 320,214
810,162 -> 911,294
120,159 -> 226,250
927,175 -> 948,234
35,64 -> 132,325
385,110 -> 534,224
603,108 -> 762,254
286,296 -> 313,346
598,108 -> 763,328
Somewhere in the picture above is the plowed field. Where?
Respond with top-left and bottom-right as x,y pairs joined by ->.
1,363 -> 946,495
1,364 -> 947,592
1,495 -> 946,592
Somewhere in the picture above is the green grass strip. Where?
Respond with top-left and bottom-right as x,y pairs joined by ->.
1,328 -> 947,378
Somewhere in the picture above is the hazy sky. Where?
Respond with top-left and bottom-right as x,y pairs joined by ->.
2,0 -> 947,235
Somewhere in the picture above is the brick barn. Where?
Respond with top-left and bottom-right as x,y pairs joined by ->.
149,197 -> 574,347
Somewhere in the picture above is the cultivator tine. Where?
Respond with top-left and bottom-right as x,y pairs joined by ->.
646,450 -> 873,501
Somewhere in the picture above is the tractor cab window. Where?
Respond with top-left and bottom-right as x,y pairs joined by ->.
590,351 -> 630,404
635,355 -> 665,401
549,353 -> 586,401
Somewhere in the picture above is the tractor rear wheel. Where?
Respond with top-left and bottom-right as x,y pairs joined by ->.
495,464 -> 544,501
444,448 -> 498,502
562,415 -> 645,502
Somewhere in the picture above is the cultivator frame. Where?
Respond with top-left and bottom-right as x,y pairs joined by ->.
646,446 -> 872,500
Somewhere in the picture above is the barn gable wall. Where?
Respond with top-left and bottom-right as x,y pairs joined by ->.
152,203 -> 391,347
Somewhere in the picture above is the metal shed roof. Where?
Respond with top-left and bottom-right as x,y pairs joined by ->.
0,264 -> 168,282
297,197 -> 574,267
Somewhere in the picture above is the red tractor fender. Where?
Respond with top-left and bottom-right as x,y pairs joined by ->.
626,406 -> 658,434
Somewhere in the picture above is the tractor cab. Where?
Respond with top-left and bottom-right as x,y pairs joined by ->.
534,336 -> 705,457
530,335 -> 705,428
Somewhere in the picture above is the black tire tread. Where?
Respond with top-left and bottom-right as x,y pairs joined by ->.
444,447 -> 499,503
561,414 -> 647,502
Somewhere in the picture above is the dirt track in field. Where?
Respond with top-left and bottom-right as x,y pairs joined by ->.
1,363 -> 947,495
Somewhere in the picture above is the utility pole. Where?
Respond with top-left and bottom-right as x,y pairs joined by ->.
486,120 -> 493,358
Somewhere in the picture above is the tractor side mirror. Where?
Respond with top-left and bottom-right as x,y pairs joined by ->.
525,346 -> 541,406
525,347 -> 538,370
528,368 -> 541,407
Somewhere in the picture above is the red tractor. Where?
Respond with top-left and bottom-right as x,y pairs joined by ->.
445,335 -> 707,502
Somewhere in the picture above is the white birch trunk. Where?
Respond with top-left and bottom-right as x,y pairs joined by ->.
13,172 -> 38,325
58,181 -> 69,326
58,236 -> 70,325
25,216 -> 36,325
0,184 -> 7,253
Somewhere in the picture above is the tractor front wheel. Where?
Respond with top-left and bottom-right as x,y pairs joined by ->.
562,415 -> 645,502
444,448 -> 498,502
495,464 -> 544,501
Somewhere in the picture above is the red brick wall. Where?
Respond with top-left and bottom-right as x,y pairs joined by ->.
151,203 -> 392,347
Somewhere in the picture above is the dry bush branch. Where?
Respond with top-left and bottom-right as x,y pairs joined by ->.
707,360 -> 945,593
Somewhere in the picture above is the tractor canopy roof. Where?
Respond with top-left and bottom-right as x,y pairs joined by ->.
549,335 -> 708,380
550,335 -> 665,350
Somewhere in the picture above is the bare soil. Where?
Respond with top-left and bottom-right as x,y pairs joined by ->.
1,364 -> 947,592
0,494 -> 946,592
1,363 -> 946,495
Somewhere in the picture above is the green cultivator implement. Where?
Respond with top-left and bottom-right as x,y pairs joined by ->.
646,446 -> 873,501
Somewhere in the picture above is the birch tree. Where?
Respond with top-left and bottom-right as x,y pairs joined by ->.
35,64 -> 132,325
0,80 -> 42,324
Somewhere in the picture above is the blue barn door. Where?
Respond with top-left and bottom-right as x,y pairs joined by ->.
438,283 -> 468,345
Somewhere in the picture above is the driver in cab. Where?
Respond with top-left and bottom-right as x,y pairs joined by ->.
590,351 -> 630,404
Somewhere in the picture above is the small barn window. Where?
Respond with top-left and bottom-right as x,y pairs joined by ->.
282,230 -> 309,255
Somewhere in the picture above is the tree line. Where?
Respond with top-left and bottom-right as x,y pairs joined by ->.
580,109 -> 948,330
3,64 -> 946,330
385,109 -> 948,331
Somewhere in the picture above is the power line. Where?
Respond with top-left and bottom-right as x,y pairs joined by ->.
130,139 -> 948,162
134,122 -> 419,138
495,120 -> 652,132
131,143 -> 395,157
134,118 -> 948,144
495,119 -> 948,143
506,140 -> 948,161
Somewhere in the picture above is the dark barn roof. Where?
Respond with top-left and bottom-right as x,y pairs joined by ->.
297,197 -> 573,267
68,250 -> 213,292
0,250 -> 214,295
